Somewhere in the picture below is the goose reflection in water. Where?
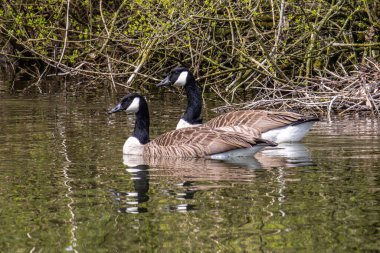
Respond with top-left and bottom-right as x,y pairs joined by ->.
117,142 -> 314,214
110,164 -> 149,214
123,142 -> 314,170
256,142 -> 314,167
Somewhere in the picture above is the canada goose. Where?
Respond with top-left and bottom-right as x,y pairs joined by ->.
108,93 -> 276,159
157,67 -> 319,143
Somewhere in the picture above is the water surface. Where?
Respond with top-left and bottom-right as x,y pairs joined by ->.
0,93 -> 379,252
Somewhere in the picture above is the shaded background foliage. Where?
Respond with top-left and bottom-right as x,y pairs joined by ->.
0,0 -> 379,110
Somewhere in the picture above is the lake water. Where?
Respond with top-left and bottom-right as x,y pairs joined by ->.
0,93 -> 379,252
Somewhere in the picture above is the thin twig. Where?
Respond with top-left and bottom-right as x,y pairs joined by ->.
57,0 -> 70,68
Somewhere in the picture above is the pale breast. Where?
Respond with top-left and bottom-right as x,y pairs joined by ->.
123,137 -> 144,155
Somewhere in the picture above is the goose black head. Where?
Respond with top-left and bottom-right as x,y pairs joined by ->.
156,67 -> 192,87
109,93 -> 143,114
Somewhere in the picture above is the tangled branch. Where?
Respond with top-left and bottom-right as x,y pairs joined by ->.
0,0 -> 379,115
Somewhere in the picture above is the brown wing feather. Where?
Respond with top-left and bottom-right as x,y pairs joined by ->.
151,126 -> 211,146
145,127 -> 274,158
214,125 -> 261,137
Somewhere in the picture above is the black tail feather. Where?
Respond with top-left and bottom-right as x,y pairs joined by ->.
291,117 -> 319,126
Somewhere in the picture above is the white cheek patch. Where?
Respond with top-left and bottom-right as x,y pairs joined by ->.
126,97 -> 140,112
174,71 -> 188,87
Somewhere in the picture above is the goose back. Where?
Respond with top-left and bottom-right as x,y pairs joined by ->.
204,110 -> 315,133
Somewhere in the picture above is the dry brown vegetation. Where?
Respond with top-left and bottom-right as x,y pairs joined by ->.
0,0 -> 379,114
215,57 -> 380,117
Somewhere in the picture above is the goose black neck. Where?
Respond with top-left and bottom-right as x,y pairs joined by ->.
183,73 -> 202,124
132,98 -> 150,144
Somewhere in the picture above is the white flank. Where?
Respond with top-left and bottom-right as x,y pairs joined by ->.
176,119 -> 201,129
261,121 -> 316,143
173,71 -> 188,87
209,144 -> 267,160
123,137 -> 144,155
126,97 -> 140,113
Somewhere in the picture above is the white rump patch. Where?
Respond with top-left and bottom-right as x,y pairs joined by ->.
126,97 -> 140,113
261,121 -> 316,143
176,119 -> 201,129
174,71 -> 188,87
123,137 -> 144,155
